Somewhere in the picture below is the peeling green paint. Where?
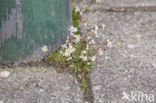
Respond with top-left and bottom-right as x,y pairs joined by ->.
0,0 -> 16,28
0,0 -> 71,62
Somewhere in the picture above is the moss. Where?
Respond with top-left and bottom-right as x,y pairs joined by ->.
81,77 -> 88,89
72,8 -> 80,34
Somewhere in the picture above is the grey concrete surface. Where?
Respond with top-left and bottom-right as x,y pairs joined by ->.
80,7 -> 156,103
0,1 -> 156,103
93,0 -> 156,9
78,0 -> 156,10
0,66 -> 83,103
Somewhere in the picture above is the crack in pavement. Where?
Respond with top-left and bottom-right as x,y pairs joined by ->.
91,6 -> 156,12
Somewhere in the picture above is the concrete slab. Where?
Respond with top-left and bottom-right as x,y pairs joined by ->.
0,66 -> 83,103
97,0 -> 155,7
79,0 -> 156,10
80,11 -> 156,103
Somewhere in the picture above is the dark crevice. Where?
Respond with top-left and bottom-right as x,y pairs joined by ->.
82,73 -> 94,103
92,6 -> 156,12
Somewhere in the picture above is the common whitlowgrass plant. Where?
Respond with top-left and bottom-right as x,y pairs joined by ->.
46,7 -> 102,90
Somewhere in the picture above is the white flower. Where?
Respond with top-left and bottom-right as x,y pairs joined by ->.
95,26 -> 98,31
80,11 -> 83,16
92,27 -> 99,38
96,0 -> 101,3
82,50 -> 87,54
92,30 -> 98,35
107,39 -> 112,48
63,49 -> 71,57
67,57 -> 72,61
41,45 -> 48,52
62,44 -> 76,57
69,43 -> 76,53
93,30 -> 99,38
86,44 -> 89,50
87,62 -> 91,65
89,40 -> 95,44
73,35 -> 81,43
75,6 -> 81,12
101,23 -> 105,29
60,50 -> 63,54
91,56 -> 96,62
98,48 -> 103,55
80,55 -> 88,61
69,26 -> 78,34
70,32 -> 74,36
66,36 -> 70,43
61,44 -> 67,48
87,36 -> 91,40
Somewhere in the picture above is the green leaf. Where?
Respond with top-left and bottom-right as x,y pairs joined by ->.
81,78 -> 87,90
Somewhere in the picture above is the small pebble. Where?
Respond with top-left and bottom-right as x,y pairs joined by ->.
94,85 -> 101,90
0,100 -> 3,103
127,44 -> 137,49
0,71 -> 10,79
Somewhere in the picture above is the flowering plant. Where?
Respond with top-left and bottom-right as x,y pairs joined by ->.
46,7 -> 103,92
46,26 -> 98,73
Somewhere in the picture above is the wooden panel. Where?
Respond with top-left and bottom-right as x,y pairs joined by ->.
0,0 -> 72,63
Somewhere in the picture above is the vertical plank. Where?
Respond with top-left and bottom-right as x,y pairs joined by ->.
0,0 -> 72,63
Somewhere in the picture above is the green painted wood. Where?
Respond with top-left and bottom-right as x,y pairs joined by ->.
0,0 -> 72,63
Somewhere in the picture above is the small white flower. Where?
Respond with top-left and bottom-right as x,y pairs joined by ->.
93,30 -> 98,35
89,40 -> 95,44
67,57 -> 72,61
101,23 -> 105,29
63,49 -> 71,57
98,48 -> 103,55
95,26 -> 98,31
86,44 -> 89,50
87,36 -> 91,40
75,6 -> 81,12
60,50 -> 63,54
69,26 -> 78,33
70,32 -> 74,36
91,29 -> 99,38
61,44 -> 67,48
80,11 -> 83,16
69,43 -> 76,53
62,44 -> 76,57
91,56 -> 96,62
82,50 -> 87,54
66,36 -> 70,43
107,39 -> 112,48
87,62 -> 91,65
80,55 -> 88,61
96,0 -> 101,3
73,35 -> 81,43
41,45 -> 48,52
